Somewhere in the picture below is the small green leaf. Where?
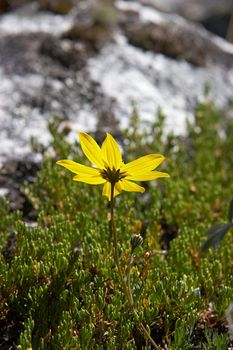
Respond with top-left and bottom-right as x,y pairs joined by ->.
228,198 -> 233,223
201,223 -> 233,251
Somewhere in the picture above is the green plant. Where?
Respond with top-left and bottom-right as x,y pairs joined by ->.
201,198 -> 233,251
0,101 -> 233,349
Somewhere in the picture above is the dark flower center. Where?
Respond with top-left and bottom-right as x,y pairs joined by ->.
100,167 -> 127,184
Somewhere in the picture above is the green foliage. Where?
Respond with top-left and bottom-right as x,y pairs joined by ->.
1,101 -> 233,349
228,198 -> 233,223
201,199 -> 233,251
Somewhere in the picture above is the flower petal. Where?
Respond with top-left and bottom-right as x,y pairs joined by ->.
121,154 -> 165,175
102,181 -> 121,200
73,175 -> 106,184
115,181 -> 122,193
56,159 -> 100,176
79,132 -> 104,169
120,179 -> 145,193
101,133 -> 123,170
127,171 -> 170,181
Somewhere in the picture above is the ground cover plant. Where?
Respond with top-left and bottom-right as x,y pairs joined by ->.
0,100 -> 233,349
56,131 -> 170,349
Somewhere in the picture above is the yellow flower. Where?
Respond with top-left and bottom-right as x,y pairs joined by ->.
56,132 -> 170,201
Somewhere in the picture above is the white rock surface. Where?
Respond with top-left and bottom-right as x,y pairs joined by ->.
0,1 -> 233,161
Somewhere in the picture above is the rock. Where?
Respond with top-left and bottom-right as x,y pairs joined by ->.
0,158 -> 40,219
63,24 -> 110,51
139,0 -> 233,22
139,0 -> 233,42
0,0 -> 233,164
201,13 -> 233,43
0,0 -> 33,14
63,0 -> 118,52
118,1 -> 233,68
0,32 -> 78,77
0,27 -> 119,162
63,23 -> 113,52
39,0 -> 76,14
93,94 -> 120,132
0,1 -> 9,14
0,2 -> 73,35
39,34 -> 89,70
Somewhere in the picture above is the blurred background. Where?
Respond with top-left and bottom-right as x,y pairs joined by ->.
0,0 -> 233,160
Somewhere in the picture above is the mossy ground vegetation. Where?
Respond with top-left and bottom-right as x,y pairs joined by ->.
0,101 -> 233,349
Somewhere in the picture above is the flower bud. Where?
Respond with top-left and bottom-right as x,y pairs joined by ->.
130,234 -> 143,253
144,251 -> 150,259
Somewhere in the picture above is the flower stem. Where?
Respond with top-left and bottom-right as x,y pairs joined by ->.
126,254 -> 134,307
109,183 -> 133,306
109,183 -> 159,349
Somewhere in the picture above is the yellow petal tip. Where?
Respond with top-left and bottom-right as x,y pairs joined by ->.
78,131 -> 86,139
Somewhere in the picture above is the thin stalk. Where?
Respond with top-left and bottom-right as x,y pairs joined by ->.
110,183 -> 134,306
126,254 -> 134,306
109,182 -> 160,349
